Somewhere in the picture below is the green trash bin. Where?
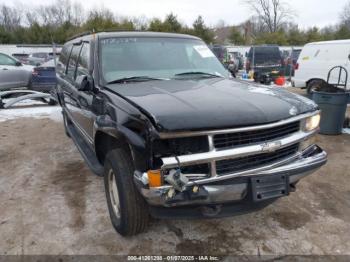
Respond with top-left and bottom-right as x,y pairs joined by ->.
312,91 -> 349,135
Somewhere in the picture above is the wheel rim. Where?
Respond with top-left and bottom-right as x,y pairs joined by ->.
108,169 -> 121,219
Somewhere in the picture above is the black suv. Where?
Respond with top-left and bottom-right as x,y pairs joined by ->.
246,45 -> 283,83
56,32 -> 327,236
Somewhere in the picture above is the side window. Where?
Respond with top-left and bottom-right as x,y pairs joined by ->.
66,44 -> 82,80
58,44 -> 72,74
0,53 -> 16,66
76,43 -> 90,77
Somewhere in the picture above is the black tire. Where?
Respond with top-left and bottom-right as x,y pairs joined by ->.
307,80 -> 325,95
104,148 -> 149,236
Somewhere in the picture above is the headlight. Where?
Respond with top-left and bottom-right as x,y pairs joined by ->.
305,113 -> 321,131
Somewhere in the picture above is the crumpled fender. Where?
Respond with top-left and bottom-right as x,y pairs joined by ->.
93,114 -> 146,150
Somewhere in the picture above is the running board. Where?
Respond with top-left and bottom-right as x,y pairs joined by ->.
65,120 -> 104,177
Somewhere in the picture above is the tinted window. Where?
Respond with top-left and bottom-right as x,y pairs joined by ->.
0,53 -> 16,66
248,46 -> 282,64
76,43 -> 90,77
58,44 -> 72,73
66,45 -> 82,80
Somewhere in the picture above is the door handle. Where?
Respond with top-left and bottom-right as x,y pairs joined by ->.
2,68 -> 8,70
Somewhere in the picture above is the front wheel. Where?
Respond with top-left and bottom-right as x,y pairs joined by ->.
104,148 -> 149,236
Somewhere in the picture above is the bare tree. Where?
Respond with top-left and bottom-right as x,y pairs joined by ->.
340,1 -> 350,29
35,0 -> 84,27
244,0 -> 294,33
0,5 -> 22,30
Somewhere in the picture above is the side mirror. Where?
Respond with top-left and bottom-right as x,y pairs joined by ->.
75,75 -> 92,91
15,61 -> 22,66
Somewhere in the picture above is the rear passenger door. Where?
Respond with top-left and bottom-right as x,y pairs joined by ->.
72,42 -> 96,141
60,43 -> 81,118
59,41 -> 95,144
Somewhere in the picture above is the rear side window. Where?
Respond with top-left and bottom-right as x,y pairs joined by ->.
58,44 -> 72,73
66,44 -> 82,80
248,47 -> 281,63
76,42 -> 90,77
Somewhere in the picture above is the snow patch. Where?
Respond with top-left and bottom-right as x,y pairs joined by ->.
343,128 -> 350,135
247,85 -> 276,96
0,106 -> 62,122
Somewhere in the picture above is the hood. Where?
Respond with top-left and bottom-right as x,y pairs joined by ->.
107,78 -> 317,132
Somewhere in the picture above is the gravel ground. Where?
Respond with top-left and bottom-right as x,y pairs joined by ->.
0,90 -> 350,256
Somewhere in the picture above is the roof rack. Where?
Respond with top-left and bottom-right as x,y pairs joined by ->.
66,29 -> 144,41
66,29 -> 189,42
101,28 -> 141,33
66,31 -> 93,42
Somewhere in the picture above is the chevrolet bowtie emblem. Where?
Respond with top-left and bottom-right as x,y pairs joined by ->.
261,141 -> 282,153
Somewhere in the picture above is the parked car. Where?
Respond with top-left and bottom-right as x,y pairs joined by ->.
211,45 -> 237,76
290,49 -> 302,66
282,49 -> 302,77
289,49 -> 302,76
27,52 -> 51,66
293,40 -> 350,94
12,53 -> 29,64
246,45 -> 283,83
230,51 -> 244,70
0,52 -> 34,90
56,31 -> 327,236
28,59 -> 57,105
29,59 -> 57,92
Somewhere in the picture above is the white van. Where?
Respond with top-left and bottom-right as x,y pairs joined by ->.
293,39 -> 350,93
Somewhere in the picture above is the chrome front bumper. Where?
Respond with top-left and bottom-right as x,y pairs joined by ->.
134,145 -> 327,207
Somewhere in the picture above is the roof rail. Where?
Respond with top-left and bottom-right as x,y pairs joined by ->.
66,31 -> 93,42
66,29 -> 144,41
99,29 -> 144,33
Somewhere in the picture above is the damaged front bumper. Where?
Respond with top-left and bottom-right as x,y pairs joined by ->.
134,144 -> 327,209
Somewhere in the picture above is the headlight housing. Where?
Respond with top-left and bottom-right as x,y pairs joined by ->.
304,113 -> 321,131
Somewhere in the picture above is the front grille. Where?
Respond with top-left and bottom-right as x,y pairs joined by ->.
215,143 -> 299,175
213,121 -> 300,149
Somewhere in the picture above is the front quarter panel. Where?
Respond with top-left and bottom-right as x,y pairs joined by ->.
93,89 -> 158,171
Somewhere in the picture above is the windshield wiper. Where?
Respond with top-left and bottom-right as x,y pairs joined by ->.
107,76 -> 166,84
174,72 -> 222,79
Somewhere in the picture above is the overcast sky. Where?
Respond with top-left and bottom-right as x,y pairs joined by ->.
2,0 -> 348,29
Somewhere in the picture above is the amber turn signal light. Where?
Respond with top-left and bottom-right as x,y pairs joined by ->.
147,170 -> 162,187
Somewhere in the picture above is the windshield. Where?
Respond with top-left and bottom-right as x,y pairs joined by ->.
99,37 -> 229,83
